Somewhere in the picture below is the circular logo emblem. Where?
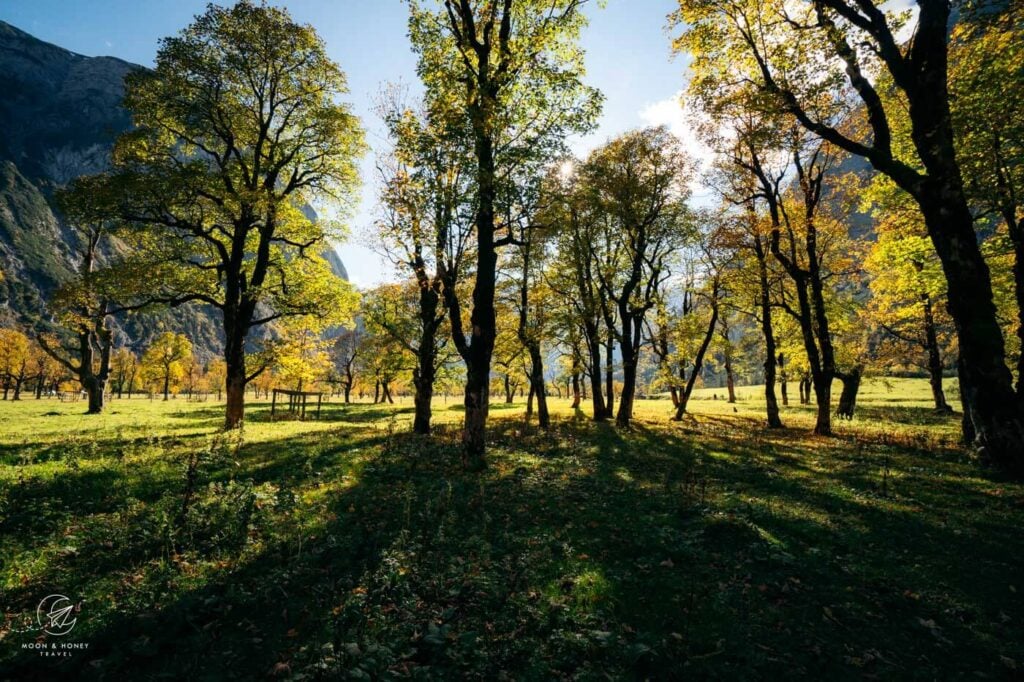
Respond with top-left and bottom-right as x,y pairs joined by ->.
36,594 -> 77,636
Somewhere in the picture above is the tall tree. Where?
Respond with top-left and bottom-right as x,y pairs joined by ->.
356,316 -> 411,405
675,0 -> 1024,470
547,163 -> 611,420
374,88 -> 473,434
772,135 -> 843,435
864,213 -> 954,412
409,0 -> 601,467
700,114 -> 787,429
274,316 -> 331,393
101,2 -> 362,428
716,310 -> 738,403
509,175 -> 557,428
0,328 -> 30,401
673,236 -> 726,421
583,127 -> 694,427
206,359 -> 226,401
949,6 -> 1024,392
331,328 -> 360,404
29,341 -> 63,399
694,86 -> 852,434
644,298 -> 681,408
142,332 -> 192,401
36,176 -> 132,413
110,347 -> 139,399
492,294 -> 526,404
362,282 -> 451,414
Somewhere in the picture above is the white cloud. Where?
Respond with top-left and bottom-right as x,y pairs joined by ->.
638,91 -> 715,201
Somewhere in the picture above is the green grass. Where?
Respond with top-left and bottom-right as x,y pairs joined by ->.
1,378 -> 1022,680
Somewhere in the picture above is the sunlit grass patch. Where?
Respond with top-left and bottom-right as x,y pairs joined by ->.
0,381 -> 1021,679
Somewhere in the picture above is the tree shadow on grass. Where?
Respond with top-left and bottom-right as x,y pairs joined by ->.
2,413 -> 1022,680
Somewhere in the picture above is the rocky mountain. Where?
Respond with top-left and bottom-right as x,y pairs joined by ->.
0,20 -> 133,313
0,21 -> 348,359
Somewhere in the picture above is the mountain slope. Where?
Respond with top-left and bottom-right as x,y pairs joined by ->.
0,20 -> 137,321
0,21 -> 348,359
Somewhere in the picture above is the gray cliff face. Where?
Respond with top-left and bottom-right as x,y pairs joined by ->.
0,19 -> 139,329
0,21 -> 134,184
322,247 -> 350,282
0,21 -> 347,360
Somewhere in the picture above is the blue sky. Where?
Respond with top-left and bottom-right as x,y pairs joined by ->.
1,0 -> 692,286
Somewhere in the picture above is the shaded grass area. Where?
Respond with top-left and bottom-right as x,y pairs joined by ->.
1,385 -> 1022,680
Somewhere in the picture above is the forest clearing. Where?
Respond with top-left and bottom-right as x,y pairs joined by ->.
3,380 -> 1023,679
2,0 -> 1023,678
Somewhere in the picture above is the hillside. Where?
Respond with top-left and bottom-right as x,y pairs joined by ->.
0,21 -> 348,359
0,21 -> 131,303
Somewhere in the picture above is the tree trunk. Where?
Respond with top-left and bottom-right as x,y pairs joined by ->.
413,280 -> 442,433
1007,214 -> 1024,394
224,330 -> 246,429
836,367 -> 863,420
584,322 -> 606,421
921,294 -> 951,412
456,69 -> 502,471
604,332 -> 615,419
412,319 -> 437,434
719,317 -> 736,404
674,297 -> 719,421
504,374 -> 513,404
783,268 -> 831,434
778,273 -> 829,432
957,355 -> 975,446
163,371 -> 170,401
527,345 -> 549,428
919,191 -> 1024,469
755,237 -> 783,427
81,325 -> 112,415
84,375 -> 105,414
762,352 -> 782,428
526,381 -> 535,418
616,313 -> 640,427
412,360 -> 434,435
812,378 -> 831,433
762,152 -> 834,436
724,358 -> 736,404
571,372 -> 581,409
745,0 -> 1023,469
807,226 -> 836,435
897,8 -> 1023,472
779,355 -> 789,407
617,359 -> 637,427
462,356 -> 490,471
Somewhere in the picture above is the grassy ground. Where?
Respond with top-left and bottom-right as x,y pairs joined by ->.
1,378 -> 1022,680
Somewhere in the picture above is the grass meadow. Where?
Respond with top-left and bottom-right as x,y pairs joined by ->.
2,377 -> 1022,679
